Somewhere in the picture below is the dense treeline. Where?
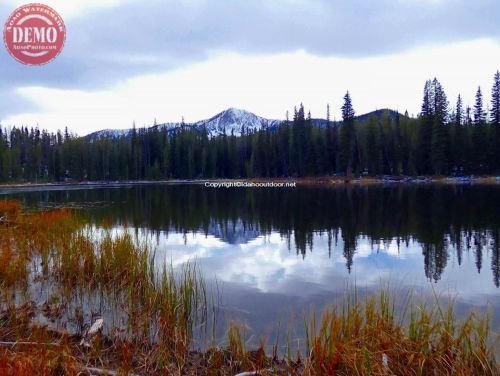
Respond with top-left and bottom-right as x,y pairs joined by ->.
0,72 -> 499,182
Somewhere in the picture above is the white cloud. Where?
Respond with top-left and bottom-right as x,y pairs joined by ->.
3,39 -> 500,135
99,226 -> 498,308
133,228 -> 496,299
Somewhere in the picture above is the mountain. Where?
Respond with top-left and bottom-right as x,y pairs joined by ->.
191,108 -> 281,137
206,218 -> 261,245
86,107 -> 403,140
355,108 -> 404,123
87,108 -> 280,140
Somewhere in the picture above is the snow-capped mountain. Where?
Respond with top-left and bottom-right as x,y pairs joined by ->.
86,108 -> 401,140
87,108 -> 282,140
206,218 -> 262,244
192,108 -> 282,137
88,128 -> 133,139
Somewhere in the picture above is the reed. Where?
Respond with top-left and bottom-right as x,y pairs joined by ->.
0,200 -> 498,375
0,200 -> 208,374
301,292 -> 498,375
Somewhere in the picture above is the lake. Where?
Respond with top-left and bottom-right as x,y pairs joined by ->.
2,183 -> 499,349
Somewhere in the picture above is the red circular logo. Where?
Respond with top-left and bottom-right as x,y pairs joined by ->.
3,3 -> 66,66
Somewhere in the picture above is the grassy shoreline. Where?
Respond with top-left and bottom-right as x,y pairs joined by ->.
0,201 -> 498,375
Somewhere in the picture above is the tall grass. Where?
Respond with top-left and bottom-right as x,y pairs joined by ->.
0,200 -> 208,373
300,291 -> 498,375
0,200 -> 498,375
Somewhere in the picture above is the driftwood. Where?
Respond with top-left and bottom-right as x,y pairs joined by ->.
80,318 -> 104,347
0,319 -> 103,350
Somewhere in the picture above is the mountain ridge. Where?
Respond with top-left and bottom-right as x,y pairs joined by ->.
86,107 -> 404,140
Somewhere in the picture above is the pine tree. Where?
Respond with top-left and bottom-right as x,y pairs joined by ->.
433,78 -> 448,125
452,94 -> 466,174
339,91 -> 356,176
341,91 -> 355,120
455,94 -> 464,126
416,80 -> 434,174
474,86 -> 486,125
473,87 -> 488,172
421,80 -> 433,117
4,76 -> 500,181
430,79 -> 449,175
491,70 -> 500,126
463,105 -> 474,173
465,106 -> 472,125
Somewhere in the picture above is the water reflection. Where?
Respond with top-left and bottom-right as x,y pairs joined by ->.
3,184 -> 500,290
3,183 -> 499,347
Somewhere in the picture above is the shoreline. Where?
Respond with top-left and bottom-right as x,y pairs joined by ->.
0,175 -> 499,192
1,200 -> 498,374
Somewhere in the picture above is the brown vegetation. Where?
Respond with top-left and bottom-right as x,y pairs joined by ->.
0,200 -> 498,375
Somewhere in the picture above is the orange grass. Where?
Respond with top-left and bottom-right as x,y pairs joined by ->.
300,296 -> 498,375
0,200 -> 498,375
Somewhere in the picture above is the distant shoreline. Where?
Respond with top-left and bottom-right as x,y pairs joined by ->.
0,176 -> 499,193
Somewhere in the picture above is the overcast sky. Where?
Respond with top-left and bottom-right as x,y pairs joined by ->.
1,0 -> 500,135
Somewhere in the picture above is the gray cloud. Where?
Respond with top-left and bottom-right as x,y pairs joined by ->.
0,87 -> 41,121
1,0 -> 499,118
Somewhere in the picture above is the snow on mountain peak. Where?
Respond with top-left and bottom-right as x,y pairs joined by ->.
85,108 -> 401,140
197,108 -> 281,137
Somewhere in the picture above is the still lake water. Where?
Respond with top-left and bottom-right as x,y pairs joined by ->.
2,183 -> 499,347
